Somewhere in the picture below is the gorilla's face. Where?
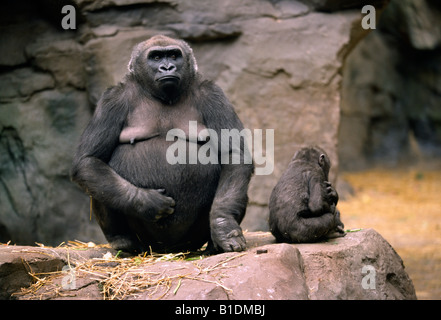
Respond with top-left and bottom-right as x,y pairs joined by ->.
129,36 -> 197,105
147,45 -> 185,95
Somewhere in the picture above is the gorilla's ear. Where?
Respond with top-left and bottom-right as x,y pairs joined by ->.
128,57 -> 135,73
128,42 -> 143,73
187,44 -> 198,73
179,39 -> 198,73
318,154 -> 326,167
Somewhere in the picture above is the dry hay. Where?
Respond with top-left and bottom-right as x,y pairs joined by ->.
12,241 -> 246,300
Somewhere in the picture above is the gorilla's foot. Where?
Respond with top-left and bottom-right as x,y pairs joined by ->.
108,236 -> 141,255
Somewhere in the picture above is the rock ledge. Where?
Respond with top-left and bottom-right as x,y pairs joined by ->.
0,229 -> 416,300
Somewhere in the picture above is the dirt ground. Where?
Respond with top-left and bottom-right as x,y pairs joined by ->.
338,160 -> 441,300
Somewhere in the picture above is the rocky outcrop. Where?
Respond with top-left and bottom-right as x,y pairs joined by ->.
0,242 -> 110,300
339,0 -> 441,170
0,229 -> 416,300
0,0 -> 367,243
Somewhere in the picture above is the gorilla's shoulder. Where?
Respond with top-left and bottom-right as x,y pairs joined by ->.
198,79 -> 223,94
101,82 -> 125,98
109,75 -> 137,93
194,79 -> 237,120
101,77 -> 138,103
197,79 -> 230,103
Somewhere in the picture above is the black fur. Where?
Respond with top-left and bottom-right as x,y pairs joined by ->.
71,35 -> 254,254
268,146 -> 344,243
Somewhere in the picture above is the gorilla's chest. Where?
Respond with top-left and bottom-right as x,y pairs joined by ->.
119,100 -> 207,144
110,99 -> 221,190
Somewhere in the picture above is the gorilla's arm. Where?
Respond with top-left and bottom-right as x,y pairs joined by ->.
199,82 -> 254,252
71,87 -> 135,209
308,174 -> 333,216
71,86 -> 174,218
325,181 -> 339,205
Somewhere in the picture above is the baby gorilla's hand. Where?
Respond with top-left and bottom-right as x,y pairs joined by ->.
324,181 -> 339,204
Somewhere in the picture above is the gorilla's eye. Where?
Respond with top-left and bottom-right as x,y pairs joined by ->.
149,51 -> 163,61
169,50 -> 182,60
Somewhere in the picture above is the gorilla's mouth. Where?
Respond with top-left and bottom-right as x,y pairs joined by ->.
157,75 -> 180,83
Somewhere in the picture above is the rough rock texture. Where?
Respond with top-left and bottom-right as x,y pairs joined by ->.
0,0 -> 365,244
0,229 -> 417,300
339,0 -> 441,170
0,244 -> 111,300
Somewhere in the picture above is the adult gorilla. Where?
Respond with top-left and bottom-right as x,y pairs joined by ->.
71,35 -> 254,254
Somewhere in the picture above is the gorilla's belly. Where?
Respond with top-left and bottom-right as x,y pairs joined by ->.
108,138 -> 221,246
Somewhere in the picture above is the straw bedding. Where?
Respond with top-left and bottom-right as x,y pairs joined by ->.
12,240 -> 246,300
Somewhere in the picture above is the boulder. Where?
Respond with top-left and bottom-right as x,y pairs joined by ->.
0,229 -> 416,300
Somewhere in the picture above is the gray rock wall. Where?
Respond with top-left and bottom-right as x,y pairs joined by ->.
339,0 -> 441,170
0,0 -> 364,245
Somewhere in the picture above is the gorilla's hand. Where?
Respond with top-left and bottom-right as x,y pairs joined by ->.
130,188 -> 175,221
324,181 -> 338,205
211,218 -> 246,252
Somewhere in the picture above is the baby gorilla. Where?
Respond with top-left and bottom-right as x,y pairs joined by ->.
269,146 -> 345,243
